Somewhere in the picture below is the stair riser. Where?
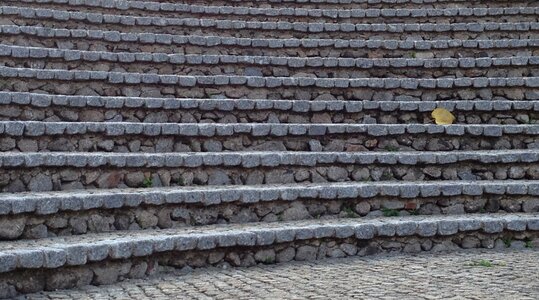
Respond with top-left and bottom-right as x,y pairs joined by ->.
3,163 -> 539,192
2,105 -> 537,124
1,231 -> 537,297
1,133 -> 536,153
3,195 -> 539,241
2,78 -> 538,101
3,34 -> 533,59
0,105 -> 539,124
3,17 -> 536,40
3,58 -> 535,79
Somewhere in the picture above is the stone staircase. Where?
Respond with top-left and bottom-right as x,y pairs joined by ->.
1,0 -> 539,296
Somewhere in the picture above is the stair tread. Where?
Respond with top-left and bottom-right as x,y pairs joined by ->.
2,65 -> 538,89
4,178 -> 536,196
2,149 -> 538,166
2,24 -> 535,50
7,1 -> 535,18
1,121 -> 537,148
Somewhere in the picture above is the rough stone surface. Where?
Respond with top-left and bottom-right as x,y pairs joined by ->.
24,250 -> 539,299
28,174 -> 53,192
0,1 -> 538,297
0,217 -> 26,239
295,245 -> 318,261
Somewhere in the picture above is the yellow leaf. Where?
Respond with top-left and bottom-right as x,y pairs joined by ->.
431,108 -> 455,125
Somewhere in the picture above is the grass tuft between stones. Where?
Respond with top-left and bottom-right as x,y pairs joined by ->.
471,260 -> 494,267
382,208 -> 399,217
142,177 -> 153,188
468,259 -> 507,268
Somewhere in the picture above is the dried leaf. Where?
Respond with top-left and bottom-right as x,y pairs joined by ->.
431,108 -> 455,125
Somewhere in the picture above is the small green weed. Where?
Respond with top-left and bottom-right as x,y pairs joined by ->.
177,176 -> 185,186
407,209 -> 419,216
502,237 -> 512,248
142,177 -> 153,188
468,260 -> 506,268
380,171 -> 393,181
343,207 -> 359,218
382,208 -> 399,217
524,238 -> 533,248
470,260 -> 493,267
384,145 -> 399,152
263,257 -> 275,264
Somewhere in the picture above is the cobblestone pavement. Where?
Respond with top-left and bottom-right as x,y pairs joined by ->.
24,249 -> 539,300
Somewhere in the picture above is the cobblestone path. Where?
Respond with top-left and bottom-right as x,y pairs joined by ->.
23,249 -> 539,300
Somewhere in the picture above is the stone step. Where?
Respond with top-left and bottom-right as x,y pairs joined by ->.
0,213 -> 538,295
2,92 -> 537,124
136,0 -> 527,6
2,150 -> 539,192
74,0 -> 531,9
0,0 -> 537,296
1,44 -> 535,79
1,6 -> 536,40
1,121 -> 538,153
11,0 -> 534,16
2,25 -> 535,58
6,1 -> 537,23
1,66 -> 538,101
4,65 -> 537,88
0,181 -> 538,241
4,4 -> 537,22
2,44 -> 534,69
